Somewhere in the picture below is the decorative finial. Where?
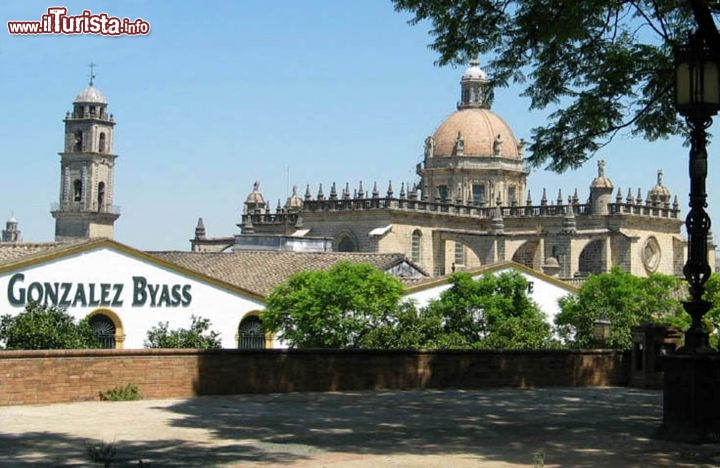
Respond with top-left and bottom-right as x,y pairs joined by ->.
657,169 -> 664,185
88,61 -> 97,86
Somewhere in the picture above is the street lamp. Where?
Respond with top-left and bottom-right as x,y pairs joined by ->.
674,32 -> 720,353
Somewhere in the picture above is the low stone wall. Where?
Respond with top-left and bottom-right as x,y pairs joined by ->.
0,349 -> 629,406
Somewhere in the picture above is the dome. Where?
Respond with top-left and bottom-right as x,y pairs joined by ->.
462,59 -> 487,81
590,160 -> 613,189
431,108 -> 521,159
544,257 -> 560,268
74,84 -> 107,104
245,181 -> 266,205
285,185 -> 303,211
648,169 -> 670,203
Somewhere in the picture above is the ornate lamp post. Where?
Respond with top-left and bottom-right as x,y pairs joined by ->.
675,32 -> 720,353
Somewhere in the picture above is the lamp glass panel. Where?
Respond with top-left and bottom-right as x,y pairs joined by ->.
676,63 -> 691,106
703,62 -> 720,105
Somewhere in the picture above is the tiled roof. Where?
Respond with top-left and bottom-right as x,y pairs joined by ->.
0,242 -> 82,266
148,250 -> 426,297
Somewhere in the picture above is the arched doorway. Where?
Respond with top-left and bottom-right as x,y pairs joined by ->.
238,315 -> 266,349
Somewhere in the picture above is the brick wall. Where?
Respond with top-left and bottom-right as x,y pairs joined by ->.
0,349 -> 629,406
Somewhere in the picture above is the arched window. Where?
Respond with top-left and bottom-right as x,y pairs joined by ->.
508,186 -> 517,204
97,182 -> 106,211
73,131 -> 83,152
73,179 -> 83,202
472,184 -> 485,206
512,240 -> 539,269
454,241 -> 465,266
578,240 -> 605,276
98,132 -> 106,153
437,185 -> 448,203
90,314 -> 117,349
411,230 -> 422,263
336,233 -> 357,252
238,316 -> 265,349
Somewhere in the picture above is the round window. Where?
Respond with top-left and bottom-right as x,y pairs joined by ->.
642,237 -> 661,272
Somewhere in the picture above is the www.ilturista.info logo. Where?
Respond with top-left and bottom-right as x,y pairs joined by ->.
7,7 -> 150,36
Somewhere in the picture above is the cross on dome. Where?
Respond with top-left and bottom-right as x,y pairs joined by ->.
88,61 -> 97,86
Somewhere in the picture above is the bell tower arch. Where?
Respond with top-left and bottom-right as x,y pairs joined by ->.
52,65 -> 120,241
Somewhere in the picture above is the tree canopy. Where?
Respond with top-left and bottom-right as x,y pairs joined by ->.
263,262 -> 405,348
265,264 -> 554,350
424,271 -> 555,349
555,268 -> 685,348
0,302 -> 100,350
392,0 -> 717,171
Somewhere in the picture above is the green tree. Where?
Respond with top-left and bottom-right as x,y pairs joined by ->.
555,268 -> 684,349
144,315 -> 222,349
392,0 -> 714,171
702,273 -> 720,344
426,271 -> 555,349
0,302 -> 100,350
360,301 -> 446,349
263,262 -> 405,348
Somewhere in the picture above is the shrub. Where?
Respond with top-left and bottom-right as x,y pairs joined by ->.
0,302 -> 100,350
144,315 -> 222,349
99,383 -> 142,401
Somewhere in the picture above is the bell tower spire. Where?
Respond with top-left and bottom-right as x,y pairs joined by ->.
51,68 -> 120,241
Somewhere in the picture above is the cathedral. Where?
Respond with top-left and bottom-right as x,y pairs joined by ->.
193,60 -> 715,280
0,66 -> 715,349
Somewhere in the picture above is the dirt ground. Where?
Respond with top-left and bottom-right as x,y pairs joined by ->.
1,387 -> 719,467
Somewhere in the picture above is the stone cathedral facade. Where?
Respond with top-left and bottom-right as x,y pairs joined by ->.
193,61 -> 715,280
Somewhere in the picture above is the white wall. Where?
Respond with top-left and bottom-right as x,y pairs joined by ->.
0,247 -> 265,348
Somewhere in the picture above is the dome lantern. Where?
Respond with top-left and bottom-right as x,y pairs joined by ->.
458,58 -> 490,110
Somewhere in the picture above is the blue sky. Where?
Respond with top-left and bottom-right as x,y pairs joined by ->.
1,1 -> 717,251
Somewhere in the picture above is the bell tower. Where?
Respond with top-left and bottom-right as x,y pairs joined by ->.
52,66 -> 120,241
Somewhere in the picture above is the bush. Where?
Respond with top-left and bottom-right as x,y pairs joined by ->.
0,302 -> 100,350
144,315 -> 222,349
99,383 -> 142,401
